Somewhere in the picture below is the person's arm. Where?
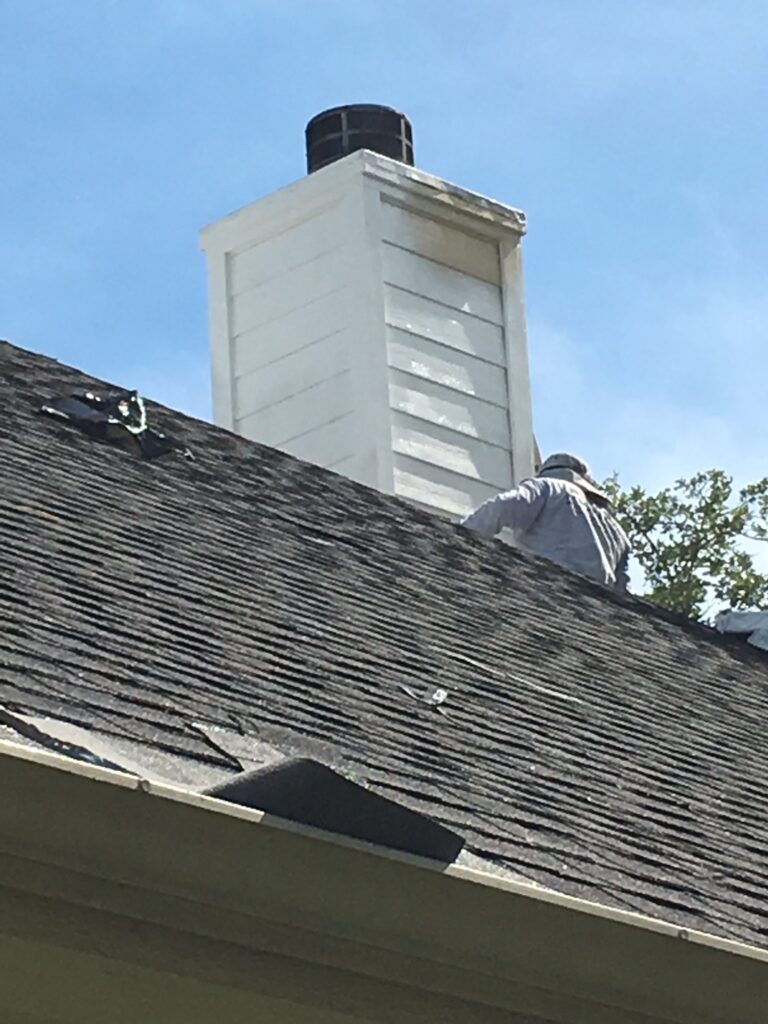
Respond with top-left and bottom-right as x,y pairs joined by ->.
614,547 -> 630,593
460,480 -> 548,539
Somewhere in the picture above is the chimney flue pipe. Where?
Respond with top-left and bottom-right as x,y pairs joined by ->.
305,104 -> 414,174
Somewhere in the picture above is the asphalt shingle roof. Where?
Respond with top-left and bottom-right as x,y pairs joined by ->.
2,339 -> 768,947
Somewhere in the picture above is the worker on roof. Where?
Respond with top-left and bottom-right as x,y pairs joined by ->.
460,453 -> 630,592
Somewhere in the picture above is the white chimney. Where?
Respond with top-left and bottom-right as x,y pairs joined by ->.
200,106 -> 535,520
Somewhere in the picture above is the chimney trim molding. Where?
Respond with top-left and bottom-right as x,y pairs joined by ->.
200,150 -> 527,257
356,151 -> 527,236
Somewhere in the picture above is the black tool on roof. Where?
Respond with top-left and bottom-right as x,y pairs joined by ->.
41,390 -> 188,460
205,757 -> 464,863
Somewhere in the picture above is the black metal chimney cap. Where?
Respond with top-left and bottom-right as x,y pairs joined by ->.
305,104 -> 414,174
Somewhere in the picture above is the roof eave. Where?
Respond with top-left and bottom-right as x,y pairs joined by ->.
0,739 -> 765,1024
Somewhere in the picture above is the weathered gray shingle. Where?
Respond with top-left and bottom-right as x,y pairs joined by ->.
2,339 -> 768,946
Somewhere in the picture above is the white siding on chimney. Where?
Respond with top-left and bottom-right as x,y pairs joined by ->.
233,329 -> 352,421
379,200 -> 501,285
233,332 -> 356,466
269,411 -> 355,468
388,370 -> 510,446
393,459 -> 501,519
228,204 -> 343,295
201,150 -> 534,520
381,202 -> 512,517
232,292 -> 349,380
216,185 -> 364,474
230,247 -> 348,340
237,370 -> 354,451
391,413 -> 512,488
382,244 -> 503,323
384,289 -> 506,364
386,329 -> 508,406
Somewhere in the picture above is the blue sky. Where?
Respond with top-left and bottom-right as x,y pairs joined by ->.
2,0 -> 767,497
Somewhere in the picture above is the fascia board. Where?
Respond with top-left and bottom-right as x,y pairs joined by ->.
0,740 -> 766,1024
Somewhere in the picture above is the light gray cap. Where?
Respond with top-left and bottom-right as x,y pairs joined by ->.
537,452 -> 608,502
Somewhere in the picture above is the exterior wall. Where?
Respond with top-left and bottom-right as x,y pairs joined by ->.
201,151 -> 535,518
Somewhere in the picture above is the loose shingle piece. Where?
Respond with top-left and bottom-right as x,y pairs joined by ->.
2,339 -> 768,947
41,388 -> 187,459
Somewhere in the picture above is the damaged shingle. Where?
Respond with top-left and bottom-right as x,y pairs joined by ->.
41,389 -> 191,460
0,704 -> 131,773
205,757 -> 465,862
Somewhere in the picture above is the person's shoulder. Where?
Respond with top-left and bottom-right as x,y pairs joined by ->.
531,477 -> 579,498
519,476 -> 551,495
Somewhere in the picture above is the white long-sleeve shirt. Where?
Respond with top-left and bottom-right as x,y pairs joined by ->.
461,478 -> 630,592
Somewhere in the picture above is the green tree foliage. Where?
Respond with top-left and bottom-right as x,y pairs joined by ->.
604,470 -> 768,621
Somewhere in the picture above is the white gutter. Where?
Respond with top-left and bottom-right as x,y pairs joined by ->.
0,739 -> 766,1024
